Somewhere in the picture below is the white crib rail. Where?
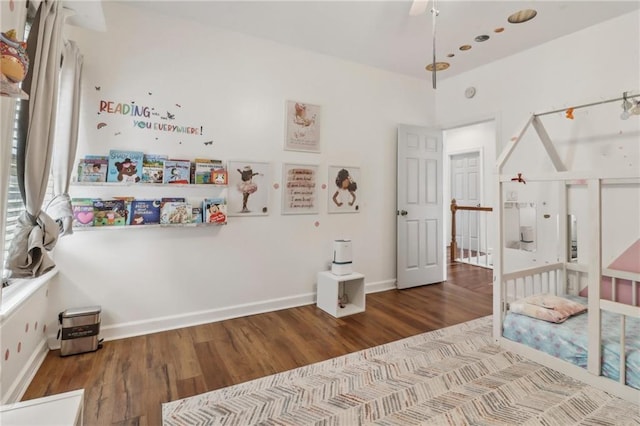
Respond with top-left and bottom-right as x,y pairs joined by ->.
502,263 -> 564,299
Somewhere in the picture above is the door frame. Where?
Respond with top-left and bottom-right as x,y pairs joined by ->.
394,115 -> 500,284
447,148 -> 484,253
441,115 -> 500,256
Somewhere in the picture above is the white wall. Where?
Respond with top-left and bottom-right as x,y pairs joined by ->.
435,10 -> 640,270
45,2 -> 434,340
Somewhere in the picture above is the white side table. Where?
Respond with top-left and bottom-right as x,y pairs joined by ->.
0,389 -> 84,426
316,271 -> 365,318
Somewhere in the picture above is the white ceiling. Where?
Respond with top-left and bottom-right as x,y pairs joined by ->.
124,1 -> 639,81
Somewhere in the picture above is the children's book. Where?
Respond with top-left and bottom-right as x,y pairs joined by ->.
129,199 -> 161,225
202,198 -> 227,224
193,158 -> 224,184
141,154 -> 167,183
93,199 -> 127,226
163,160 -> 191,184
107,150 -> 144,183
191,206 -> 203,224
71,198 -> 96,228
194,163 -> 214,184
212,169 -> 228,185
113,196 -> 134,225
160,197 -> 186,206
77,158 -> 108,182
160,201 -> 192,224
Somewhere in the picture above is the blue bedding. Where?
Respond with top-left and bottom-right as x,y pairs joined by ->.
503,295 -> 640,389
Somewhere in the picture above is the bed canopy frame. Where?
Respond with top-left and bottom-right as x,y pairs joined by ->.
497,91 -> 640,178
493,91 -> 640,403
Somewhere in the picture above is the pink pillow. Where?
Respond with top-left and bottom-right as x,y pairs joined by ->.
510,294 -> 587,323
579,239 -> 640,305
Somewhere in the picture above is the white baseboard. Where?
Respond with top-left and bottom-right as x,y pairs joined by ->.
47,279 -> 398,346
1,338 -> 49,405
366,279 -> 397,294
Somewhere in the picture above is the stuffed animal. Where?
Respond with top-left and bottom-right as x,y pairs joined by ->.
1,29 -> 29,83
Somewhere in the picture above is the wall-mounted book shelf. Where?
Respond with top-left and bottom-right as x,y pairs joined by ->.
71,182 -> 227,188
70,182 -> 228,228
72,222 -> 227,231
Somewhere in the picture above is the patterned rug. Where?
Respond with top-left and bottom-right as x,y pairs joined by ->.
162,316 -> 639,425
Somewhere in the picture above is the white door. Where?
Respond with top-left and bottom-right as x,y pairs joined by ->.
397,125 -> 444,289
450,151 -> 480,252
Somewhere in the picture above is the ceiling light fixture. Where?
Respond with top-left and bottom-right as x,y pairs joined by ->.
459,44 -> 472,51
474,35 -> 490,42
494,27 -> 505,33
508,9 -> 537,24
425,62 -> 450,71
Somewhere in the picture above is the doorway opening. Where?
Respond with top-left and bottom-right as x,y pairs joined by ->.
443,120 -> 496,269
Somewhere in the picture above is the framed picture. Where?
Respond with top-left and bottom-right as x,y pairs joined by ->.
282,163 -> 319,215
284,100 -> 321,153
228,161 -> 271,216
328,166 -> 360,214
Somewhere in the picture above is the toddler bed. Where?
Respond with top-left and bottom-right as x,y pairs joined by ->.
493,107 -> 640,403
496,259 -> 640,403
502,294 -> 640,389
495,222 -> 640,403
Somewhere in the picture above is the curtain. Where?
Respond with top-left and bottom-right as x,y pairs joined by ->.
46,39 -> 83,236
6,0 -> 64,278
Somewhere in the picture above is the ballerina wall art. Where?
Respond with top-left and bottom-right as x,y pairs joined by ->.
228,161 -> 271,216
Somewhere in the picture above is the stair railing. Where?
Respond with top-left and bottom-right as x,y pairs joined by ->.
450,198 -> 493,268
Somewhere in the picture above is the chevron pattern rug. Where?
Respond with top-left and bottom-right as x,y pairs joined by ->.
162,316 -> 639,425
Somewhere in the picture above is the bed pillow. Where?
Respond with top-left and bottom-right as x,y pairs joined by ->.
579,239 -> 640,305
509,293 -> 587,323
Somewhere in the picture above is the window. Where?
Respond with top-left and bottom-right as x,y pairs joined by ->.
2,8 -> 53,284
2,109 -> 55,282
3,102 -> 26,282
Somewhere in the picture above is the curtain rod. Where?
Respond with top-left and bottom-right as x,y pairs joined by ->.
534,92 -> 640,117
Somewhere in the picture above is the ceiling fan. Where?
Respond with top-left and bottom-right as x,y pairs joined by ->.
410,0 -> 439,89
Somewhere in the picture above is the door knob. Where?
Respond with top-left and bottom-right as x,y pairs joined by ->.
399,210 -> 408,216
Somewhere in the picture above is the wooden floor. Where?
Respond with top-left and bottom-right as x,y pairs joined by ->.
23,259 -> 492,425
